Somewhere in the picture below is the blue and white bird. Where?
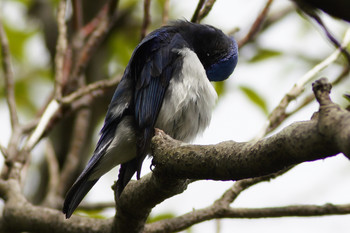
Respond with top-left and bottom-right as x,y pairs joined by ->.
63,20 -> 238,218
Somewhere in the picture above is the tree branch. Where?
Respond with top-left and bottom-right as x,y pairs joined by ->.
197,0 -> 216,22
114,173 -> 190,233
58,107 -> 91,197
0,18 -> 18,129
141,0 -> 151,40
238,0 -> 274,48
145,202 -> 350,233
0,179 -> 113,233
61,76 -> 121,104
69,0 -> 119,86
256,28 -> 350,138
151,78 -> 349,180
191,0 -> 206,23
288,65 -> 350,117
72,0 -> 84,30
54,0 -> 69,99
191,0 -> 216,23
42,140 -> 61,208
1,78 -> 350,233
0,144 -> 7,159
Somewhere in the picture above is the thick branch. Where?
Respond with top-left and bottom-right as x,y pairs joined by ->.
114,173 -> 190,233
151,78 -> 349,180
151,120 -> 336,180
145,203 -> 350,233
0,179 -> 112,233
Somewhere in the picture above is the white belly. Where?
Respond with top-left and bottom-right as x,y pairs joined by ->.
156,48 -> 218,142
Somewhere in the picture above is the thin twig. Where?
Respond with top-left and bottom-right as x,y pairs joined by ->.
197,0 -> 216,22
69,0 -> 118,86
141,0 -> 151,40
145,202 -> 350,233
54,0 -> 68,99
238,0 -> 274,48
22,75 -> 120,152
296,2 -> 350,65
58,108 -> 91,196
24,100 -> 60,151
255,28 -> 350,139
61,76 -> 121,104
42,139 -> 60,208
72,0 -> 84,30
0,144 -> 7,159
216,167 -> 293,207
288,65 -> 350,116
0,18 -> 18,129
191,0 -> 206,23
191,0 -> 217,23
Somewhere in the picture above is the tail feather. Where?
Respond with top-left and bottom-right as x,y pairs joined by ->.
63,176 -> 99,218
116,159 -> 138,197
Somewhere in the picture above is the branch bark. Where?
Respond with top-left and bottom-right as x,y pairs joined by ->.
0,18 -> 18,129
1,72 -> 350,233
0,179 -> 112,233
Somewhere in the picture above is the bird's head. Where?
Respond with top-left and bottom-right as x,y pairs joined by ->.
176,21 -> 238,82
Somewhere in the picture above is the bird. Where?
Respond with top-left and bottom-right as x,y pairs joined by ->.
63,20 -> 238,219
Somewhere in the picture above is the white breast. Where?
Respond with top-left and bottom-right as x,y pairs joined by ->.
155,48 -> 218,142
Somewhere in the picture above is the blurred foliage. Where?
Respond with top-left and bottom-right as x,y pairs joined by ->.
2,22 -> 37,61
75,209 -> 109,219
147,212 -> 176,223
213,81 -> 226,98
239,85 -> 269,115
248,48 -> 282,63
147,212 -> 193,233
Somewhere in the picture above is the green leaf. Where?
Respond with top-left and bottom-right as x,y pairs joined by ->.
213,81 -> 226,98
75,209 -> 108,219
108,31 -> 139,68
3,22 -> 37,61
239,85 -> 268,115
147,212 -> 176,223
248,48 -> 282,63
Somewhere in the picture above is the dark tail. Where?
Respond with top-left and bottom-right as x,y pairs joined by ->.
63,175 -> 99,218
116,159 -> 138,197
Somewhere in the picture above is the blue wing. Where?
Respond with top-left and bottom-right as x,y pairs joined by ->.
117,31 -> 188,195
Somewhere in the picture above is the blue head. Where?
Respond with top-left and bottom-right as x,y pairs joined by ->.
205,37 -> 238,81
175,21 -> 238,82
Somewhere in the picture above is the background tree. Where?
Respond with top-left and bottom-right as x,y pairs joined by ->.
0,0 -> 350,233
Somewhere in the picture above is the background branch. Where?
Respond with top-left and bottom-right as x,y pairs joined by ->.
0,18 -> 18,129
145,202 -> 350,233
255,28 -> 350,138
191,0 -> 206,23
54,0 -> 68,99
0,179 -> 112,233
238,0 -> 274,48
141,0 -> 151,40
